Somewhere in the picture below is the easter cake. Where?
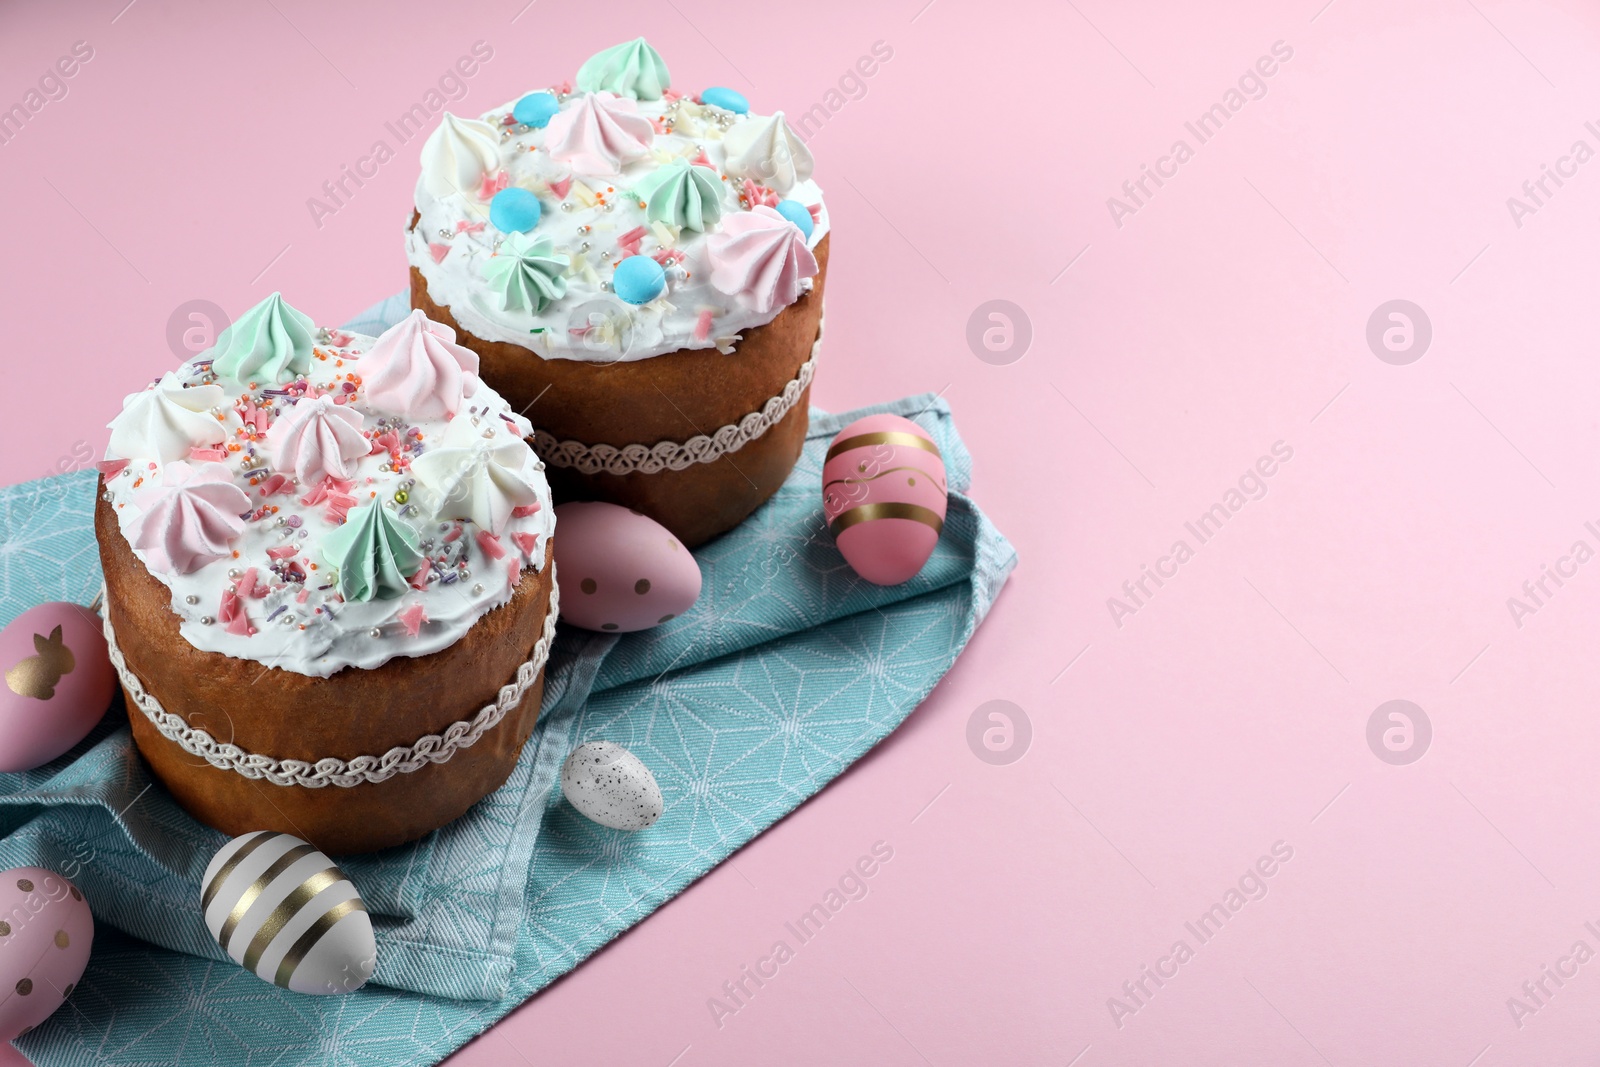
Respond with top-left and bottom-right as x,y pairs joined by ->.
406,37 -> 828,546
93,294 -> 557,854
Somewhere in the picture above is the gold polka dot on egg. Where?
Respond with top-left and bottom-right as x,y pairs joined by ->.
16,979 -> 31,995
581,578 -> 597,594
635,579 -> 651,595
54,930 -> 69,949
17,880 -> 32,893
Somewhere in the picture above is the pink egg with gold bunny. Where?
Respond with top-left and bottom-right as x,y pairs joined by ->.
822,415 -> 948,585
0,603 -> 114,773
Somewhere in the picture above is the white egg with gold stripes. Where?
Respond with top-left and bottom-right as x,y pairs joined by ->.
201,831 -> 376,995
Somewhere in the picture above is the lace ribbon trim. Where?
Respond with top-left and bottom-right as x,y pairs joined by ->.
101,571 -> 559,788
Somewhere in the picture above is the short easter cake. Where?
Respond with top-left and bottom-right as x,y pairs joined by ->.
94,293 -> 557,854
406,37 -> 829,546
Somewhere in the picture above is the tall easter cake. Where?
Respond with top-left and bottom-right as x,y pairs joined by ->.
406,37 -> 828,546
94,294 -> 557,854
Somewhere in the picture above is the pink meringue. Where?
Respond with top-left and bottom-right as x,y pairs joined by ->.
705,205 -> 819,314
544,92 -> 654,175
266,394 -> 369,484
361,310 -> 481,420
131,461 -> 250,575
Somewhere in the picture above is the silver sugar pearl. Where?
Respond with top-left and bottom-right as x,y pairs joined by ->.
280,613 -> 296,625
185,594 -> 200,605
200,616 -> 215,625
369,627 -> 383,638
600,281 -> 612,292
559,202 -> 573,212
472,583 -> 484,595
599,251 -> 611,260
578,241 -> 590,252
601,201 -> 614,212
227,568 -> 241,580
438,229 -> 453,240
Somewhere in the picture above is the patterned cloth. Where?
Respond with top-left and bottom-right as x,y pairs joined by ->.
0,294 -> 1016,1066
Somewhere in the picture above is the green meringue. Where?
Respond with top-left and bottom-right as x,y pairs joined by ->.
576,37 -> 670,100
634,158 -> 724,232
482,233 -> 570,313
321,501 -> 425,603
207,292 -> 316,385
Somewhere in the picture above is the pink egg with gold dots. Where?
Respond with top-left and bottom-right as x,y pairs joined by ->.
822,414 -> 948,585
0,867 -> 94,1042
553,502 -> 703,633
0,603 -> 115,773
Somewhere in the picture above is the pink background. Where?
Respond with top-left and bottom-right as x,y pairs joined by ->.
5,0 -> 1600,1062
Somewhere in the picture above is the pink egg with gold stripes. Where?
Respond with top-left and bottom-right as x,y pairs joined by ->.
822,415 -> 948,585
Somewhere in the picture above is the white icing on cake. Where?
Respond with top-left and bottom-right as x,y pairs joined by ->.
406,92 -> 830,363
102,326 -> 555,678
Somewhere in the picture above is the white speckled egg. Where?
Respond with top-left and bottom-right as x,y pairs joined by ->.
201,831 -> 376,995
0,867 -> 93,1042
552,502 -> 702,633
561,741 -> 664,831
0,603 -> 115,772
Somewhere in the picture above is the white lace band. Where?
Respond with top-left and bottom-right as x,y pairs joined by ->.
101,571 -> 560,789
530,314 -> 823,476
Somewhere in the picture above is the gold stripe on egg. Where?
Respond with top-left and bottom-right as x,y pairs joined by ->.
827,502 -> 945,537
218,842 -> 319,954
824,431 -> 942,463
201,831 -> 279,914
822,465 -> 947,495
241,867 -> 350,975
274,896 -> 370,990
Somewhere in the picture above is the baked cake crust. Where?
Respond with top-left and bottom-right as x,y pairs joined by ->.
98,490 -> 554,855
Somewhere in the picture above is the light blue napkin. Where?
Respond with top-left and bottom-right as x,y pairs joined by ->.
0,294 -> 1016,1066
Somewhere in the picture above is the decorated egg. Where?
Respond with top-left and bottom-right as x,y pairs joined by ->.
699,86 -> 749,115
553,502 -> 701,632
0,603 -> 115,772
201,831 -> 376,995
561,741 -> 663,831
0,867 -> 93,1041
775,199 -> 814,239
512,91 -> 560,128
822,414 -> 948,585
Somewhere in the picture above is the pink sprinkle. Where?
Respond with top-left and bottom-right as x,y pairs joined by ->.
95,459 -> 130,477
512,531 -> 539,557
409,562 -> 431,591
189,446 -> 228,463
507,556 -> 522,586
476,529 -> 507,560
554,80 -> 572,95
219,589 -> 254,637
512,504 -> 541,517
807,203 -> 822,222
443,525 -> 463,543
650,116 -> 669,134
662,88 -> 682,103
266,544 -> 298,560
398,602 -> 428,638
234,568 -> 260,599
258,473 -> 291,497
455,220 -> 486,235
296,588 -> 310,603
368,429 -> 400,456
548,176 -> 572,200
328,330 -> 355,347
694,309 -> 715,342
742,179 -> 779,208
429,243 -> 451,264
690,148 -> 712,169
478,170 -> 510,200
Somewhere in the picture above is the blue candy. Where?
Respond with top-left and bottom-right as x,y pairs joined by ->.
700,86 -> 749,115
512,92 -> 561,128
612,255 -> 667,305
489,188 -> 542,233
774,199 -> 815,239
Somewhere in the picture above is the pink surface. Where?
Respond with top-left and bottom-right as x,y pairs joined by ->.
3,0 -> 1600,1063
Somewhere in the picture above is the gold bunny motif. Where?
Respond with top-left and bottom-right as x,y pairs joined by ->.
5,626 -> 76,700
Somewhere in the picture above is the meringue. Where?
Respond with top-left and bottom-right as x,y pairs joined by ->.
411,415 -> 542,535
544,92 -> 653,176
361,310 -> 480,420
107,381 -> 226,464
266,394 -> 368,484
420,112 -> 501,199
575,37 -> 671,101
720,112 -> 814,195
705,205 -> 819,314
207,292 -> 317,386
130,461 -> 250,575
